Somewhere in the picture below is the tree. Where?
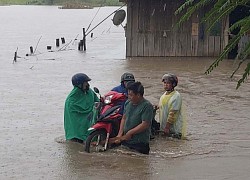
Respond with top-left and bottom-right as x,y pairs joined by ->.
44,0 -> 54,5
176,0 -> 250,89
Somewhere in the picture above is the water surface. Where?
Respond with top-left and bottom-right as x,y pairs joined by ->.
0,5 -> 250,180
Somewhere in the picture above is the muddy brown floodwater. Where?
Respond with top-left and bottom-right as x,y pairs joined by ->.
0,5 -> 250,180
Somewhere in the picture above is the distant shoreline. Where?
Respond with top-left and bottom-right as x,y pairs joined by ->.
58,2 -> 94,9
0,4 -> 122,9
0,0 -> 123,7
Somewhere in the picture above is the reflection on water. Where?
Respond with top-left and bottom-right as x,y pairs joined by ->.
0,5 -> 250,180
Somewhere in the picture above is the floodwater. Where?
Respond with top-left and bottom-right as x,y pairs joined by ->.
0,5 -> 250,180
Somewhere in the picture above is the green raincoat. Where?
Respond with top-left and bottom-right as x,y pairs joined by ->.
64,87 -> 99,141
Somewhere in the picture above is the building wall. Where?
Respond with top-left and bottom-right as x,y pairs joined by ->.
125,0 -> 228,57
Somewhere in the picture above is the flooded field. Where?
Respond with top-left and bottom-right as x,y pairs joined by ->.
0,5 -> 250,180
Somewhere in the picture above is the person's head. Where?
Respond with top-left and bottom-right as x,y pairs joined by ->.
162,73 -> 178,92
71,73 -> 91,91
127,81 -> 144,104
120,72 -> 135,88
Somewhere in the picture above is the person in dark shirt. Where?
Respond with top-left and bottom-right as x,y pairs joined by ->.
111,72 -> 135,114
111,72 -> 135,96
110,82 -> 154,154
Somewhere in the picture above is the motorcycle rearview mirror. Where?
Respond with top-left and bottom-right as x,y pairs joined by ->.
93,87 -> 100,94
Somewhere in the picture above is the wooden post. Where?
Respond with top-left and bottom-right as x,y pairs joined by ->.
61,37 -> 65,44
30,46 -> 34,54
47,46 -> 52,50
78,42 -> 81,51
13,47 -> 18,63
78,40 -> 83,51
13,51 -> 17,63
83,28 -> 86,51
56,38 -> 60,47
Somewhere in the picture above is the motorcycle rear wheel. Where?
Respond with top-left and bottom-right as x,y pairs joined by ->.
85,130 -> 107,153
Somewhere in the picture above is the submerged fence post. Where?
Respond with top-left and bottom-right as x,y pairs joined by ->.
13,51 -> 17,63
30,46 -> 34,54
56,38 -> 60,47
61,37 -> 65,44
47,46 -> 52,50
78,40 -> 83,51
13,47 -> 18,63
83,28 -> 86,51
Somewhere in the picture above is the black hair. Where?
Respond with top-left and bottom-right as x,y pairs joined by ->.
127,81 -> 144,96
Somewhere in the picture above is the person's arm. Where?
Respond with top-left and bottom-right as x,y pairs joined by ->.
164,105 -> 179,134
108,114 -> 126,144
164,96 -> 181,134
121,120 -> 150,141
117,114 -> 126,137
164,121 -> 171,134
91,88 -> 100,102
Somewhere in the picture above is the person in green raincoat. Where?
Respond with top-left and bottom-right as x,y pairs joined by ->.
64,73 -> 99,143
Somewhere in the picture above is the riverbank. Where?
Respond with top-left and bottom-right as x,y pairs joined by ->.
58,2 -> 93,9
0,0 -> 122,7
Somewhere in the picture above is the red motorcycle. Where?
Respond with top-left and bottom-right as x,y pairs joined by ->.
85,88 -> 127,153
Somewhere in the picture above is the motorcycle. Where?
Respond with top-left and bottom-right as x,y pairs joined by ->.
85,88 -> 127,153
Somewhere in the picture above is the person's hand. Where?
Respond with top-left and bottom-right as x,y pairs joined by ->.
153,105 -> 159,110
114,137 -> 122,144
109,132 -> 133,144
120,132 -> 132,141
109,137 -> 121,144
111,132 -> 124,144
116,133 -> 122,138
164,123 -> 170,135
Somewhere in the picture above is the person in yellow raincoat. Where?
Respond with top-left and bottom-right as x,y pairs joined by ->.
64,73 -> 99,143
158,73 -> 186,139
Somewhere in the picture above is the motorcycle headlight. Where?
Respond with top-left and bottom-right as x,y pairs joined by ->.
88,127 -> 95,131
104,95 -> 113,104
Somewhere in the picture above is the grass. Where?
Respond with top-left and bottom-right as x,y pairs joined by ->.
0,0 -> 29,5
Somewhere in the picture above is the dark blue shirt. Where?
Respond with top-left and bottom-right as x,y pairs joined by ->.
111,84 -> 128,95
111,83 -> 128,114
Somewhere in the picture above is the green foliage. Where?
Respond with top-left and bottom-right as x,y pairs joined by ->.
176,0 -> 250,89
210,21 -> 221,36
0,0 -> 28,5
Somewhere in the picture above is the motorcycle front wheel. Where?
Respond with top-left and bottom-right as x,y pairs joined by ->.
85,130 -> 107,153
